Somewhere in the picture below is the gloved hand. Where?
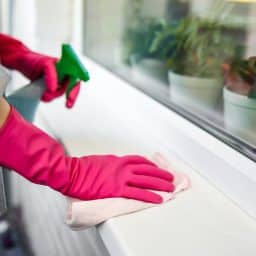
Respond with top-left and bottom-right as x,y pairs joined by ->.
0,106 -> 175,203
0,33 -> 80,108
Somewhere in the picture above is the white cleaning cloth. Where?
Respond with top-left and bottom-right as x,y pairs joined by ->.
65,153 -> 190,230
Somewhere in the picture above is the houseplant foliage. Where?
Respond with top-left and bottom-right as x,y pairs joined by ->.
122,8 -> 171,83
150,16 -> 237,78
149,7 -> 244,112
222,57 -> 256,98
123,17 -> 168,65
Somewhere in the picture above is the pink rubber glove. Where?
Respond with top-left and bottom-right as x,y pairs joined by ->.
0,33 -> 80,108
0,106 -> 175,203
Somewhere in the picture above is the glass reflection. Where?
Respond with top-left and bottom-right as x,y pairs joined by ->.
83,0 -> 256,150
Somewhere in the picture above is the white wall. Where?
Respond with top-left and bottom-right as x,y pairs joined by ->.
0,0 -> 10,33
36,0 -> 75,54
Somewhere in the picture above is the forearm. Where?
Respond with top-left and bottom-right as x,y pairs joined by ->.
0,97 -> 10,128
0,33 -> 31,72
0,103 -> 174,202
0,33 -> 52,82
0,105 -> 71,192
0,35 -> 18,127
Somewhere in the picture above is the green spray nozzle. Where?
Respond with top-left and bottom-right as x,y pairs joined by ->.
56,44 -> 90,98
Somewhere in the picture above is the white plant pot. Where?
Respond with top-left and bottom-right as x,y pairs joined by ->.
133,59 -> 168,84
168,71 -> 222,112
224,87 -> 256,144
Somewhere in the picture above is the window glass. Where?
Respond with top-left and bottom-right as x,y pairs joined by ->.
83,0 -> 256,160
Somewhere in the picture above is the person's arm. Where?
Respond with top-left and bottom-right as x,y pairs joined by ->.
0,34 -> 28,70
0,97 -> 10,128
0,33 -> 80,108
0,103 -> 175,203
0,34 -> 175,202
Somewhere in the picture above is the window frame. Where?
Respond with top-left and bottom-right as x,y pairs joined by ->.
79,0 -> 256,163
76,54 -> 256,218
10,0 -> 256,218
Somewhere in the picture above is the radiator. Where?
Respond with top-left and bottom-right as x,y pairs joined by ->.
10,172 -> 110,256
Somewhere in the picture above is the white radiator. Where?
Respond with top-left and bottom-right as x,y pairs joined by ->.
10,172 -> 110,256
9,114 -> 110,256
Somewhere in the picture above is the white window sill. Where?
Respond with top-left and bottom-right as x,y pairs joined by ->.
37,56 -> 256,256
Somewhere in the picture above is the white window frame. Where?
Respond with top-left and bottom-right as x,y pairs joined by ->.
78,56 -> 256,218
72,1 -> 256,218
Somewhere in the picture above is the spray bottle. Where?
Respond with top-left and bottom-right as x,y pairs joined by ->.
6,44 -> 90,122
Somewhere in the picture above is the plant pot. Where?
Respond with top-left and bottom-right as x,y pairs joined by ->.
168,71 -> 222,112
223,87 -> 256,144
133,59 -> 168,84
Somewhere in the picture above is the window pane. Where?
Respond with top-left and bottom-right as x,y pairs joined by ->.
82,0 -> 256,160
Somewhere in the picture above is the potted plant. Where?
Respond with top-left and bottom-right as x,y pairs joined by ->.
151,16 -> 237,111
123,17 -> 169,83
222,57 -> 256,143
